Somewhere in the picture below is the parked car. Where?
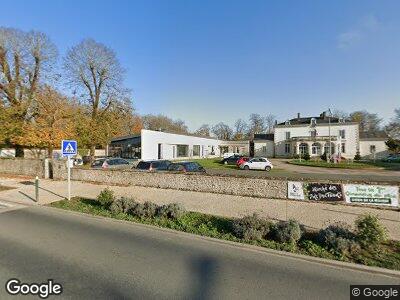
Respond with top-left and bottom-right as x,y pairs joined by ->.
236,156 -> 250,167
135,160 -> 171,171
91,158 -> 131,169
382,154 -> 400,163
240,157 -> 273,171
222,152 -> 239,159
73,158 -> 83,166
167,161 -> 206,173
220,154 -> 243,165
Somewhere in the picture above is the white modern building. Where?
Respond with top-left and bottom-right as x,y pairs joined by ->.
109,112 -> 389,161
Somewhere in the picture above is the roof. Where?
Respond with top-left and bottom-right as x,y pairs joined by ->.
110,134 -> 141,142
359,131 -> 388,140
277,116 -> 342,125
253,133 -> 274,141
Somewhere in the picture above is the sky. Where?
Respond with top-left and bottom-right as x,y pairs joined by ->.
2,0 -> 400,130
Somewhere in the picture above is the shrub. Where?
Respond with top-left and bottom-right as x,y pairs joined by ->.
157,203 -> 186,219
317,222 -> 358,255
97,188 -> 115,207
232,213 -> 272,241
355,215 -> 387,249
299,240 -> 333,259
320,152 -> 327,161
273,219 -> 302,244
130,201 -> 158,218
302,153 -> 311,161
354,152 -> 361,161
110,197 -> 138,214
293,154 -> 300,159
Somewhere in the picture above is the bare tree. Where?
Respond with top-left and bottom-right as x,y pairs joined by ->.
142,114 -> 188,134
247,113 -> 266,137
331,109 -> 349,119
194,124 -> 210,136
349,110 -> 382,134
233,119 -> 247,140
385,108 -> 400,139
0,27 -> 57,156
265,114 -> 276,133
211,122 -> 233,140
63,38 -> 130,157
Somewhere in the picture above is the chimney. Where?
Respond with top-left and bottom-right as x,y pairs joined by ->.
297,113 -> 300,120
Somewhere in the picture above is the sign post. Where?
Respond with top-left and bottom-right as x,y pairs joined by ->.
61,140 -> 77,201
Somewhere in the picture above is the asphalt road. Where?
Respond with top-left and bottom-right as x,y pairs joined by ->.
0,206 -> 398,299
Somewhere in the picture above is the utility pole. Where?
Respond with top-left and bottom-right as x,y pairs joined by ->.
328,109 -> 332,164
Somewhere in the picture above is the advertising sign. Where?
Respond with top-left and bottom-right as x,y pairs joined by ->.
306,183 -> 344,202
288,181 -> 305,200
343,184 -> 399,207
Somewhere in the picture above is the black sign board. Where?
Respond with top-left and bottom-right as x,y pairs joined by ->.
306,183 -> 344,201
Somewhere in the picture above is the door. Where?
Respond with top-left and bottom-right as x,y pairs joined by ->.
158,144 -> 162,159
249,141 -> 254,157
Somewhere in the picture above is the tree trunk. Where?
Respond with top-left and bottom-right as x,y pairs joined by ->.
90,145 -> 96,161
15,145 -> 24,157
47,146 -> 53,159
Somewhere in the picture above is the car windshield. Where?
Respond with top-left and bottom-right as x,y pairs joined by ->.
92,159 -> 105,167
136,161 -> 151,169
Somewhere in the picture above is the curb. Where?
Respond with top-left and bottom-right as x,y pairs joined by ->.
42,205 -> 400,279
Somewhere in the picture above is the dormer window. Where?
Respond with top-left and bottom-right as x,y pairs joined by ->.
339,118 -> 344,123
310,118 -> 317,126
285,120 -> 291,125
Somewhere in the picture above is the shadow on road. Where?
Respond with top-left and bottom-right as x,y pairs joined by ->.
190,256 -> 218,300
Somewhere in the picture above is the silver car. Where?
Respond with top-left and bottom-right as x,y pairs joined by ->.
91,158 -> 131,170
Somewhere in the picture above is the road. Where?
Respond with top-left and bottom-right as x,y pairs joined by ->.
0,206 -> 398,299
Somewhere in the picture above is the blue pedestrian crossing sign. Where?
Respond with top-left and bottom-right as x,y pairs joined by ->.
62,140 -> 77,156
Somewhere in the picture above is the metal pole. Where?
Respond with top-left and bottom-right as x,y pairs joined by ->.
67,156 -> 71,201
35,176 -> 39,202
328,113 -> 331,163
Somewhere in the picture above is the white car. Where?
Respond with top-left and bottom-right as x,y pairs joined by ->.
240,157 -> 273,171
222,152 -> 239,159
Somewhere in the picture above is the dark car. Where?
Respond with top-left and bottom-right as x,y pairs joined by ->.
220,154 -> 243,165
167,161 -> 206,173
135,160 -> 171,171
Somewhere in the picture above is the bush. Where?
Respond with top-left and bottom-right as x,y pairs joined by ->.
293,154 -> 300,159
273,219 -> 302,244
320,152 -> 327,161
110,197 -> 138,214
157,203 -> 186,219
130,201 -> 158,218
302,153 -> 311,161
97,188 -> 115,207
232,213 -> 272,241
354,152 -> 361,161
355,215 -> 387,249
317,222 -> 358,255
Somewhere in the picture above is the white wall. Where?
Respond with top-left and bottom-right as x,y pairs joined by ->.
254,140 -> 274,157
359,140 -> 389,159
274,123 -> 359,158
141,130 -> 222,160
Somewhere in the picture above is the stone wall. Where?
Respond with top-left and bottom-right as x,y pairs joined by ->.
52,160 -> 287,199
0,158 -> 45,177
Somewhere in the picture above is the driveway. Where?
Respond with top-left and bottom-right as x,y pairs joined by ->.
0,206 -> 398,299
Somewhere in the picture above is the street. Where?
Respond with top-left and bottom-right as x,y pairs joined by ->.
0,205 -> 398,299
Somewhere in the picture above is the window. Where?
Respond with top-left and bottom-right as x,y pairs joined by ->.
193,145 -> 200,156
370,145 -> 376,153
311,143 -> 321,155
177,145 -> 189,157
158,143 -> 162,159
262,146 -> 267,154
285,132 -> 291,140
310,129 -> 317,137
285,120 -> 291,125
299,143 -> 308,155
310,118 -> 317,126
341,143 -> 346,153
285,143 -> 290,154
339,129 -> 345,139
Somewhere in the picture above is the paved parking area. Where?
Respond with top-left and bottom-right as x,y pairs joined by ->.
206,159 -> 400,183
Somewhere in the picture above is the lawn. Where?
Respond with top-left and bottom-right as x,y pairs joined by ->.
289,159 -> 400,170
50,197 -> 400,271
194,158 -> 239,169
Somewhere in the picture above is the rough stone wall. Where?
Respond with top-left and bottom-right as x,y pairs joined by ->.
0,158 -> 45,177
51,160 -> 287,199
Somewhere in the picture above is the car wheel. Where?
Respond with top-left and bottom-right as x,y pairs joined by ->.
265,166 -> 271,172
244,165 -> 249,170
224,161 -> 228,165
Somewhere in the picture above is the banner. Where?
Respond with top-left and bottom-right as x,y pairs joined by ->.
288,181 -> 305,200
343,184 -> 399,207
306,183 -> 344,201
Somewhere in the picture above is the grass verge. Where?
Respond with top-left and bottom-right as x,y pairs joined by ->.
50,197 -> 400,271
289,160 -> 380,169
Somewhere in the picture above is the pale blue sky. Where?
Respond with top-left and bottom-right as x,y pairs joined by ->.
2,0 -> 400,130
